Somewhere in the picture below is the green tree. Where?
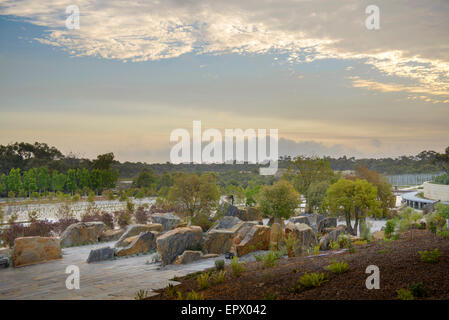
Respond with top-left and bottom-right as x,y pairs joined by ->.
355,166 -> 395,217
0,173 -> 6,196
37,166 -> 51,193
6,168 -> 22,194
77,168 -> 90,193
92,152 -> 115,170
168,172 -> 220,217
23,168 -> 38,197
134,168 -> 157,189
325,178 -> 381,235
307,180 -> 330,213
51,170 -> 66,192
90,169 -> 103,194
285,156 -> 335,213
435,146 -> 449,173
245,185 -> 261,207
66,169 -> 77,195
101,168 -> 119,190
258,180 -> 300,221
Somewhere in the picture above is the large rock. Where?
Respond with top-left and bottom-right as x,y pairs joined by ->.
203,217 -> 246,254
99,229 -> 125,242
12,237 -> 62,267
151,213 -> 181,231
237,207 -> 263,221
285,222 -> 317,250
319,225 -> 346,250
174,250 -> 203,264
115,231 -> 157,257
86,246 -> 115,263
317,217 -> 337,233
236,225 -> 271,256
115,224 -> 163,247
156,226 -> 203,265
225,205 -> 239,217
270,222 -> 283,247
289,216 -> 310,226
60,222 -> 107,247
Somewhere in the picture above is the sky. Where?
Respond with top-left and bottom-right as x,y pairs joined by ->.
0,0 -> 448,163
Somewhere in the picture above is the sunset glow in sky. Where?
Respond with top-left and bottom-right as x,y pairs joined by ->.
1,0 -> 448,162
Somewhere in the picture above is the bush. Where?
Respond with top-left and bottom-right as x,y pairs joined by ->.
360,221 -> 373,241
397,288 -> 414,300
215,259 -> 225,271
197,272 -> 212,290
115,210 -> 132,228
165,283 -> 178,298
327,261 -> 349,274
135,206 -> 149,224
213,270 -> 226,284
284,233 -> 300,257
384,219 -> 396,238
134,289 -> 149,300
418,248 -> 442,263
190,213 -> 215,232
100,212 -> 114,229
261,251 -> 279,269
298,272 -> 329,288
53,218 -> 79,234
230,257 -> 245,277
409,282 -> 428,298
185,290 -> 204,300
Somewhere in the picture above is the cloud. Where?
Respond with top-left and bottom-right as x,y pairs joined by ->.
1,0 -> 448,101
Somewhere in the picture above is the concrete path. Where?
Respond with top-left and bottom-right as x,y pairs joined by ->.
0,242 -> 223,300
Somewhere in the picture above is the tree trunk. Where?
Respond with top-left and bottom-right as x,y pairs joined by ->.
345,213 -> 354,235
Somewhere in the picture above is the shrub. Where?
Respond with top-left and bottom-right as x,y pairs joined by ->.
185,290 -> 204,300
384,219 -> 396,238
360,221 -> 373,241
213,270 -> 226,284
261,251 -> 279,269
215,259 -> 225,271
354,240 -> 368,246
284,233 -> 300,257
100,212 -> 114,229
134,289 -> 149,300
165,283 -> 177,298
397,288 -> 414,300
190,213 -> 215,232
197,272 -> 212,290
313,245 -> 320,255
418,249 -> 442,263
409,282 -> 428,298
230,257 -> 245,277
115,210 -> 132,228
327,261 -> 349,274
298,272 -> 329,288
135,206 -> 149,224
87,191 -> 96,203
329,240 -> 340,250
53,218 -> 79,234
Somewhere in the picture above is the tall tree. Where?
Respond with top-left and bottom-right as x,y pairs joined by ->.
66,169 -> 77,195
37,166 -> 51,193
285,156 -> 335,213
51,170 -> 66,192
90,169 -> 103,194
77,168 -> 90,193
258,180 -> 300,221
23,168 -> 37,196
92,152 -> 115,170
325,178 -> 381,235
6,168 -> 22,194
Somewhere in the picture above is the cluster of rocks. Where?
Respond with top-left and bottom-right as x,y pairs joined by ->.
4,207 -> 355,269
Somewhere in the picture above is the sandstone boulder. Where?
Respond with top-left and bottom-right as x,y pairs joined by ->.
285,222 -> 317,250
289,216 -> 310,226
99,229 -> 125,242
151,213 -> 181,231
115,224 -> 163,247
174,250 -> 203,264
87,246 -> 115,263
157,226 -> 203,265
317,217 -> 337,233
269,222 -> 283,247
237,207 -> 262,221
319,225 -> 346,250
235,225 -> 271,256
60,222 -> 107,247
115,231 -> 157,257
12,236 -> 62,267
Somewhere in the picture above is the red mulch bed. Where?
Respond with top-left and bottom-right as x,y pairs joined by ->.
149,230 -> 449,300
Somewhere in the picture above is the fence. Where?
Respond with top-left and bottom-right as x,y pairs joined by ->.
386,172 -> 444,186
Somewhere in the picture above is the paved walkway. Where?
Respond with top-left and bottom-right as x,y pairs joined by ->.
0,242 -> 222,300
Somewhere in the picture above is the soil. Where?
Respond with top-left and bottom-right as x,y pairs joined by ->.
149,230 -> 449,300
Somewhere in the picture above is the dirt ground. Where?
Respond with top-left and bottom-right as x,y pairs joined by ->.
149,230 -> 449,300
